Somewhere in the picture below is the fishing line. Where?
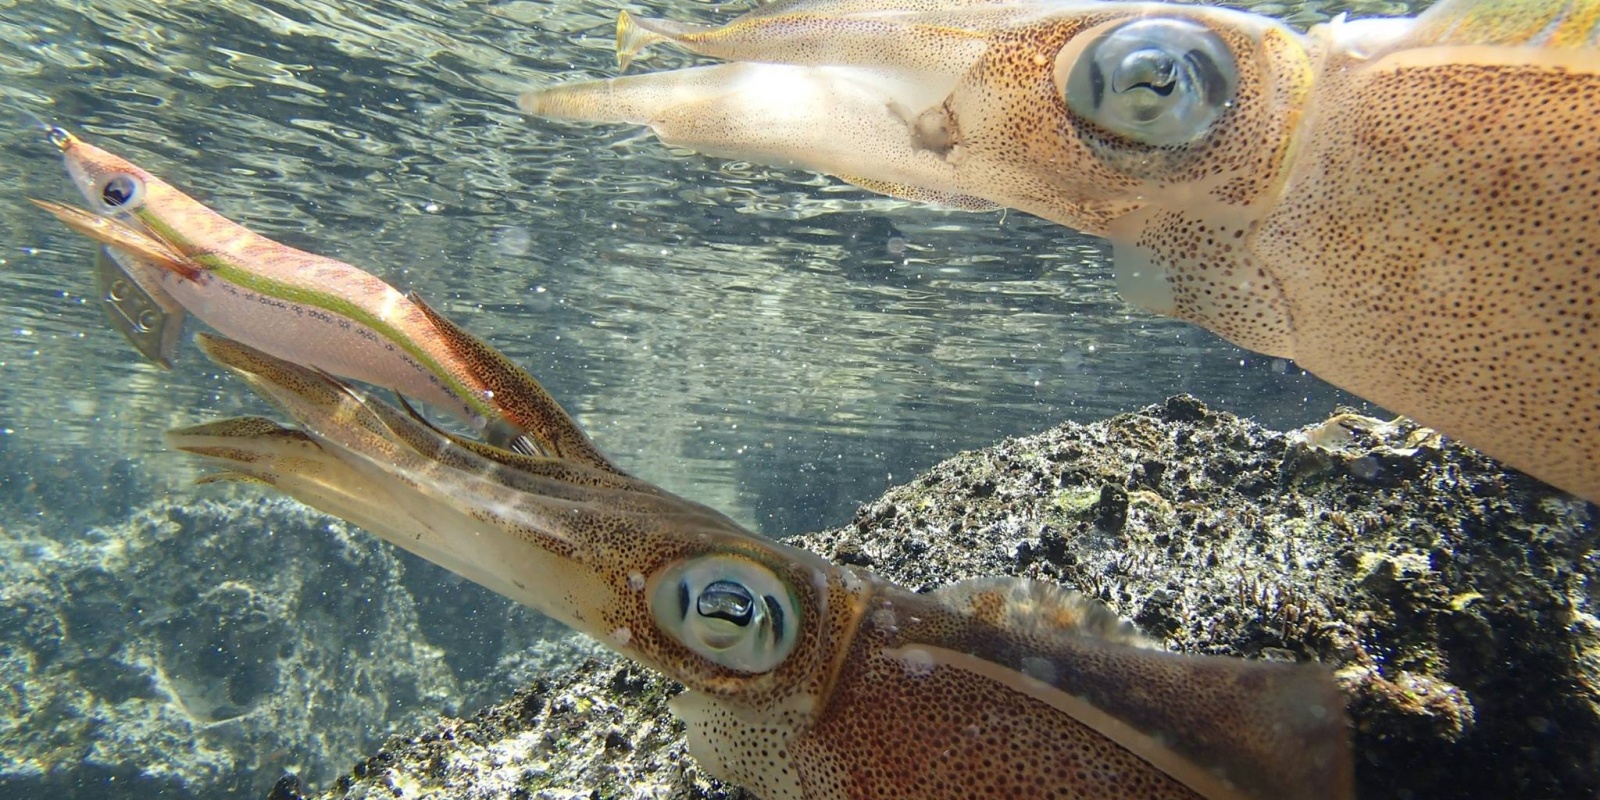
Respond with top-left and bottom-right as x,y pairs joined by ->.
0,94 -> 64,145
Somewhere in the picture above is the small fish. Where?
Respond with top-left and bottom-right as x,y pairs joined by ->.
520,0 -> 1600,502
32,129 -> 614,468
173,329 -> 1352,800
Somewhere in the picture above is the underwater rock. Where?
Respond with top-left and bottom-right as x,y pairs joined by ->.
310,660 -> 730,800
0,496 -> 553,800
306,397 -> 1599,800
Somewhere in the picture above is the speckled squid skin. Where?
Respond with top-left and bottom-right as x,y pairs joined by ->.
521,0 -> 1600,502
1252,16 -> 1600,508
175,330 -> 1351,800
687,580 -> 1349,800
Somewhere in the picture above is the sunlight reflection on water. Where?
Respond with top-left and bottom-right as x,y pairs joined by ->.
0,0 -> 1398,535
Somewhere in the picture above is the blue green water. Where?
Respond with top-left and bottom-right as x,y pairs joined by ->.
0,0 -> 1414,796
0,0 -> 1386,535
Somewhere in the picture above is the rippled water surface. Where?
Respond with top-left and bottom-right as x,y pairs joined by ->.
0,0 -> 1424,535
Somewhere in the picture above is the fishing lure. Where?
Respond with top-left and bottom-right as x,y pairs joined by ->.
33,129 -> 609,466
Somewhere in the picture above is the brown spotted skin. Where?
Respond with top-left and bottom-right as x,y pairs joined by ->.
1124,209 -> 1293,355
1255,52 -> 1600,500
522,0 -> 1600,500
779,583 -> 1350,800
937,12 -> 1310,232
407,292 -> 622,473
809,666 -> 1195,798
798,592 -> 1202,800
928,9 -> 1316,357
852,8 -> 1315,357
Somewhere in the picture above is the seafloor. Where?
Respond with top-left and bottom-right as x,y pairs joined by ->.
5,397 -> 1597,799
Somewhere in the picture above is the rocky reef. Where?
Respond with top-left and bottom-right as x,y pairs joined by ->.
297,396 -> 1600,800
0,495 -> 573,800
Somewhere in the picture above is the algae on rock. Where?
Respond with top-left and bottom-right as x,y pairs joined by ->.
0,496 -> 539,799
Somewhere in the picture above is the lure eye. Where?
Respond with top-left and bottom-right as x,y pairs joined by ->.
1061,18 -> 1237,148
94,172 -> 146,214
650,555 -> 799,673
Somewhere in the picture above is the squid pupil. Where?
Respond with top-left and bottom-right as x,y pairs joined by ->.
764,595 -> 785,641
697,580 -> 754,626
1184,49 -> 1229,107
102,176 -> 137,207
677,579 -> 692,621
1119,51 -> 1176,96
1142,79 -> 1175,97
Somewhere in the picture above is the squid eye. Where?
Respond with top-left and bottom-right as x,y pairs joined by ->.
698,580 -> 754,626
94,172 -> 146,214
651,555 -> 800,673
1062,18 -> 1237,147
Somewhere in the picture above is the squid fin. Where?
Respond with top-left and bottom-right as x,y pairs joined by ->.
195,471 -> 274,486
926,577 -> 1353,800
837,175 -> 999,211
1406,0 -> 1600,48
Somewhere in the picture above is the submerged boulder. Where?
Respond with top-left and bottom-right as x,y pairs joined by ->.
0,496 -> 557,800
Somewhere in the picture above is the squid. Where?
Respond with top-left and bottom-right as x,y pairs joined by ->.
520,0 -> 1600,502
171,329 -> 1351,799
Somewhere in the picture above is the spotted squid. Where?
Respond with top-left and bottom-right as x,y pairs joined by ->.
520,0 -> 1600,502
170,328 -> 1350,799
